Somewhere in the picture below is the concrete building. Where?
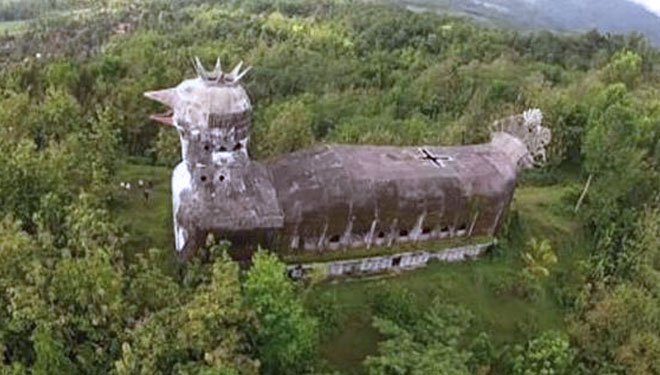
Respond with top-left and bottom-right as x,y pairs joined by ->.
144,58 -> 550,261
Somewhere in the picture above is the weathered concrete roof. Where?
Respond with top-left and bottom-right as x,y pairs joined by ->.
269,141 -> 518,200
332,144 -> 513,181
267,140 -> 520,237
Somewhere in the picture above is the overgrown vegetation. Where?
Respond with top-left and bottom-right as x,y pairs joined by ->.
1,0 -> 660,374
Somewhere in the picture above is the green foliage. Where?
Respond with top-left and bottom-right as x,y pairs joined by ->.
0,92 -> 33,140
368,282 -> 420,326
569,203 -> 660,375
253,99 -> 315,159
244,251 -> 319,374
0,209 -> 262,375
522,238 -> 558,279
468,332 -> 498,374
364,298 -> 474,375
70,106 -> 122,203
35,86 -> 83,146
151,127 -> 181,167
581,84 -> 659,237
511,331 -> 575,375
0,139 -> 71,232
0,206 -> 123,374
120,244 -> 259,375
603,51 -> 643,89
44,60 -> 80,93
306,290 -> 343,338
31,325 -> 77,375
569,283 -> 660,375
510,237 -> 559,300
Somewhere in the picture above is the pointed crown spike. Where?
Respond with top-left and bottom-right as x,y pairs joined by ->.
233,65 -> 251,83
193,56 -> 206,78
229,61 -> 243,77
192,56 -> 250,85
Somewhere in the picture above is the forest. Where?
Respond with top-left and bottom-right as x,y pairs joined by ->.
1,0 -> 660,374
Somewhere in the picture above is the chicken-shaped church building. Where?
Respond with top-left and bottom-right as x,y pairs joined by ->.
144,58 -> 550,264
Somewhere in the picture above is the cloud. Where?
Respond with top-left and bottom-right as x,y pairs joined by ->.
627,0 -> 660,17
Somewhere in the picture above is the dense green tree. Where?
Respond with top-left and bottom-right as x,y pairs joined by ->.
244,251 -> 318,375
368,282 -> 420,327
253,99 -> 315,159
151,126 -> 181,167
511,331 -> 575,375
364,299 -> 473,375
34,86 -> 83,147
582,84 -> 657,237
570,283 -> 660,375
44,60 -> 80,94
31,325 -> 77,375
0,139 -> 71,232
569,203 -> 660,375
603,51 -> 643,89
119,245 -> 259,375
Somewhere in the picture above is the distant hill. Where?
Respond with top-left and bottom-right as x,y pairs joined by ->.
395,0 -> 660,46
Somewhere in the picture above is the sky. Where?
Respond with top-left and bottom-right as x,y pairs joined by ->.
627,0 -> 660,16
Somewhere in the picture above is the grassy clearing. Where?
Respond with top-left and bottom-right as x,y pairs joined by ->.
0,19 -> 26,34
114,161 -> 174,252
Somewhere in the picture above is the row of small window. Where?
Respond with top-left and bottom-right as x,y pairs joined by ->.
325,223 -> 469,244
178,128 -> 245,150
202,143 -> 243,152
199,175 -> 226,182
